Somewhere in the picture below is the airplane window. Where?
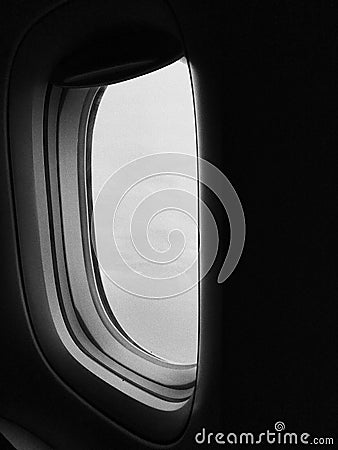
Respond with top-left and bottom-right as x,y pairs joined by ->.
91,58 -> 198,365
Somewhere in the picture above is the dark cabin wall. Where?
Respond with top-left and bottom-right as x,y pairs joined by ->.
0,1 -> 337,448
171,0 -> 337,441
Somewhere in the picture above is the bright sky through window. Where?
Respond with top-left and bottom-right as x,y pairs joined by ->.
91,59 -> 198,364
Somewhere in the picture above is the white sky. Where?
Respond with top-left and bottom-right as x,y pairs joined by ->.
92,60 -> 198,364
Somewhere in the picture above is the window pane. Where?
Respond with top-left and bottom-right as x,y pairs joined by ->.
91,59 -> 198,364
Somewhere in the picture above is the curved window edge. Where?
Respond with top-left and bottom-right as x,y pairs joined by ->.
7,0 -> 200,444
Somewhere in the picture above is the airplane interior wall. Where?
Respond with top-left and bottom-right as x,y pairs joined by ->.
0,1 -> 336,448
